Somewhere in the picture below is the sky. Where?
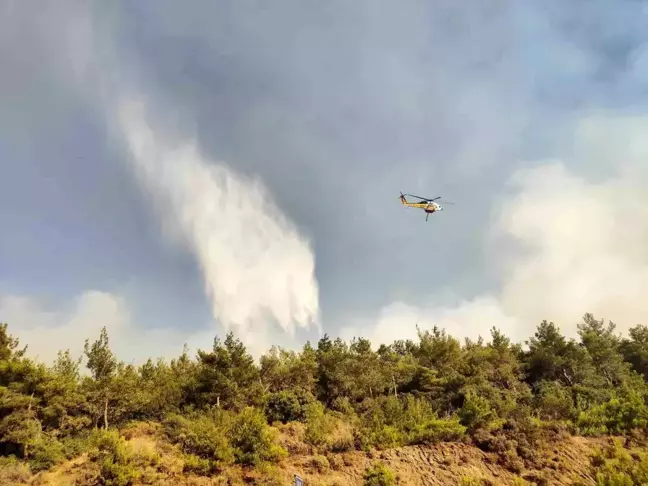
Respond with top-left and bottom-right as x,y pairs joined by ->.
1,1 -> 648,364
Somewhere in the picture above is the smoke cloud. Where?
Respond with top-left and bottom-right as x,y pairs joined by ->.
115,98 -> 320,352
1,2 -> 322,356
0,290 -> 215,366
344,114 -> 648,346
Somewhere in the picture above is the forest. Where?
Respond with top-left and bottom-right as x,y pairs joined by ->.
2,313 -> 648,485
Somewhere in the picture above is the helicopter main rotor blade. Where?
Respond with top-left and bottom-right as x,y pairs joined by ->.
405,194 -> 441,202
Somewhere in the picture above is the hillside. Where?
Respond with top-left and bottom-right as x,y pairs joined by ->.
2,314 -> 648,485
1,422 -> 642,485
1,422 -> 627,485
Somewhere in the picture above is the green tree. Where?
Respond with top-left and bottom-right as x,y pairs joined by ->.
315,335 -> 354,406
349,337 -> 385,400
0,322 -> 26,360
195,332 -> 261,410
578,313 -> 632,387
39,350 -> 89,434
524,320 -> 593,387
260,343 -> 317,396
83,327 -> 117,429
619,325 -> 648,381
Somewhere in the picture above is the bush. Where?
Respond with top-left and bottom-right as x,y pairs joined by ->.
162,411 -> 234,466
460,475 -> 495,486
28,434 -> 65,472
361,424 -> 402,451
0,456 -> 32,484
0,409 -> 67,472
228,406 -> 287,466
360,395 -> 466,448
0,409 -> 42,459
88,429 -> 161,485
309,454 -> 330,473
304,402 -> 338,449
265,391 -> 304,423
331,428 -> 355,452
265,390 -> 314,423
353,395 -> 467,450
575,387 -> 648,437
459,391 -> 496,432
589,439 -> 648,485
533,381 -> 575,422
163,408 -> 286,468
405,415 -> 466,445
88,429 -> 140,486
363,461 -> 396,486
331,396 -> 356,416
182,453 -> 213,476
61,432 -> 94,460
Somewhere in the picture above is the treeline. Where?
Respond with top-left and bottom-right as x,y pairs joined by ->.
2,313 -> 648,481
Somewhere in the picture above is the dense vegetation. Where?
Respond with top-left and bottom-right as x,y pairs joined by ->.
2,313 -> 648,484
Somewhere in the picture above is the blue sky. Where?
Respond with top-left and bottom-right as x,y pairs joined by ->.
2,1 -> 648,363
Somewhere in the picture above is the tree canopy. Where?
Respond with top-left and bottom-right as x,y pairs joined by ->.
1,313 -> 648,481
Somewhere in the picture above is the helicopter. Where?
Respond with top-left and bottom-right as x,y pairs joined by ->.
399,192 -> 453,221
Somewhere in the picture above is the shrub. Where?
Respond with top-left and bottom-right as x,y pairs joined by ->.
28,434 -> 65,472
120,420 -> 159,440
362,425 -> 402,451
309,454 -> 330,473
577,389 -> 648,436
533,381 -> 574,422
255,462 -> 286,485
88,429 -> 140,486
589,439 -> 648,485
163,408 -> 286,468
459,391 -> 496,432
460,475 -> 495,486
304,402 -> 338,449
0,456 -> 32,484
331,396 -> 356,416
331,428 -> 355,452
391,396 -> 465,445
228,407 -> 287,466
363,461 -> 396,486
265,390 -> 315,423
355,395 -> 466,450
162,411 -> 234,466
61,432 -> 94,460
327,452 -> 344,470
265,391 -> 304,423
405,415 -> 466,445
0,409 -> 66,472
0,409 -> 42,459
182,453 -> 213,476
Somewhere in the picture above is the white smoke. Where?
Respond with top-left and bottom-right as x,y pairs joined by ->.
0,290 -> 215,366
115,98 -> 320,352
345,114 -> 648,346
7,1 -> 322,354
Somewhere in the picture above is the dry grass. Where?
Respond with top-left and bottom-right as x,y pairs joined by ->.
7,421 -> 612,486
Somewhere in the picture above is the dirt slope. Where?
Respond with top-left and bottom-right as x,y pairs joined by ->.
16,427 -> 610,486
274,437 -> 604,485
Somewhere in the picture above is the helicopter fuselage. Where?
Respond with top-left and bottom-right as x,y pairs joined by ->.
401,201 -> 443,212
399,194 -> 443,220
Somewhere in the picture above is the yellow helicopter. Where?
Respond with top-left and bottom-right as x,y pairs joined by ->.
399,192 -> 453,221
